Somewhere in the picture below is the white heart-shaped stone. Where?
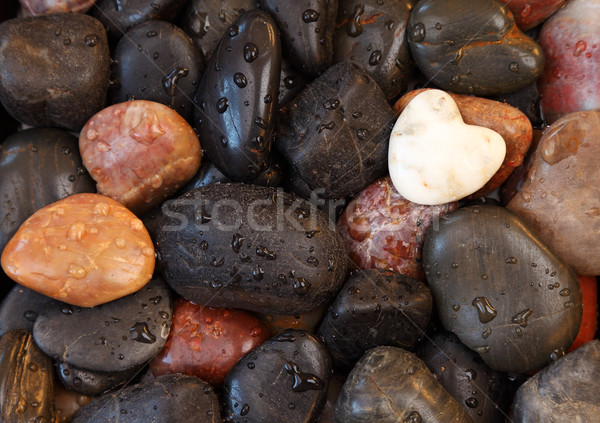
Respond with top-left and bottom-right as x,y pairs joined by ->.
388,89 -> 506,205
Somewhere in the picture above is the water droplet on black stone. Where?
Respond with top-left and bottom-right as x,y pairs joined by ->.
404,411 -> 422,423
284,361 -> 324,392
233,72 -> 248,88
216,97 -> 229,113
411,22 -> 426,42
24,310 -> 38,322
228,25 -> 239,37
472,297 -> 497,323
244,43 -> 259,62
465,397 -> 479,408
356,128 -> 370,140
511,308 -> 533,327
302,9 -> 320,23
85,34 -> 98,47
369,50 -> 382,66
347,5 -> 364,37
162,66 -> 189,97
130,322 -> 156,344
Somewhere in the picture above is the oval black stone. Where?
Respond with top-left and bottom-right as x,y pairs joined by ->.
334,346 -> 472,422
423,205 -> 582,373
318,269 -> 432,370
0,14 -> 110,130
0,128 -> 95,254
154,183 -> 347,315
333,0 -> 414,100
194,10 -> 281,181
223,329 -> 331,423
111,20 -> 204,122
419,331 -> 512,422
261,0 -> 337,77
33,277 -> 172,373
276,61 -> 395,199
407,0 -> 544,96
513,340 -> 600,422
72,374 -> 221,423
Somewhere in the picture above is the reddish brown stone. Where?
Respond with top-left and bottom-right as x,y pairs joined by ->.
538,0 -> 600,124
507,111 -> 600,275
150,299 -> 269,387
337,176 -> 457,280
498,0 -> 565,31
394,89 -> 533,199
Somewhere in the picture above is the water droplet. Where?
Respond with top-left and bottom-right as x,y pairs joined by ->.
228,25 -> 239,37
324,99 -> 340,110
284,362 -> 324,392
283,75 -> 296,89
404,411 -> 422,423
247,362 -> 255,369
472,297 -> 497,323
252,265 -> 264,280
302,9 -> 319,23
452,304 -> 460,312
564,301 -> 576,308
24,310 -> 38,322
356,128 -> 370,140
212,257 -> 225,267
240,404 -> 250,416
162,66 -> 189,96
130,322 -> 156,344
231,233 -> 245,253
306,256 -> 318,266
254,117 -> 268,129
549,347 -> 565,362
159,311 -> 169,319
511,308 -> 533,327
574,40 -> 587,57
244,43 -> 259,62
233,72 -> 248,88
28,362 -> 39,372
216,97 -> 229,113
352,111 -> 362,119
410,22 -> 426,42
67,263 -> 87,279
347,4 -> 364,37
288,402 -> 296,410
85,34 -> 98,47
200,240 -> 209,250
263,94 -> 273,103
368,50 -> 382,66
482,328 -> 492,339
505,257 -> 518,264
275,332 -> 296,342
465,397 -> 478,408
474,346 -> 490,353
465,369 -> 476,381
256,245 -> 277,260
559,288 -> 570,297
251,135 -> 266,150
114,238 -> 126,248
317,121 -> 335,133
218,8 -> 226,22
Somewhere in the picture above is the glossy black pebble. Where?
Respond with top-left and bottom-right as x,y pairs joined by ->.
0,285 -> 56,337
419,331 -> 511,423
407,0 -> 544,96
0,14 -> 110,131
261,0 -> 337,77
181,0 -> 257,66
112,20 -> 204,122
92,0 -> 187,40
194,9 -> 281,181
333,0 -> 414,100
0,330 -> 54,423
276,61 -> 395,199
33,277 -> 172,373
57,361 -> 144,396
72,374 -> 221,423
223,329 -> 331,423
318,269 -> 432,370
513,340 -> 600,422
154,183 -> 347,315
423,205 -> 582,373
334,346 -> 472,422
0,128 -> 95,254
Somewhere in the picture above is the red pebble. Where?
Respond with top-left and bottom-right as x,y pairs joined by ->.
498,0 -> 564,31
569,276 -> 598,351
150,299 -> 269,387
337,176 -> 457,280
538,0 -> 600,124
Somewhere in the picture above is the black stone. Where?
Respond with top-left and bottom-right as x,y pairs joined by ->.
0,285 -> 56,337
154,183 -> 347,315
491,83 -> 543,128
223,329 -> 331,423
261,0 -> 337,77
0,330 -> 54,423
276,61 -> 395,199
72,374 -> 221,423
0,128 -> 96,254
318,269 -> 432,370
92,0 -> 187,41
513,340 -> 600,422
419,331 -> 512,423
333,0 -> 414,100
194,10 -> 281,181
423,205 -> 582,373
407,0 -> 544,96
111,20 -> 204,122
181,0 -> 256,66
33,277 -> 172,373
0,14 -> 110,131
57,361 -> 145,396
334,346 -> 473,422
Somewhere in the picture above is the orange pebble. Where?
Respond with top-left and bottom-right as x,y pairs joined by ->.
569,275 -> 598,351
1,193 -> 155,307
